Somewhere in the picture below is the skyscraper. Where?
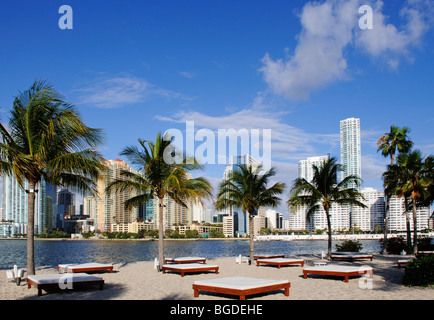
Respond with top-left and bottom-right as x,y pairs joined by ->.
88,159 -> 140,232
340,117 -> 361,188
298,155 -> 330,183
1,175 -> 56,236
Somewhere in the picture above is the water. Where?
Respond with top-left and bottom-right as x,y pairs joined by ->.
0,239 -> 382,269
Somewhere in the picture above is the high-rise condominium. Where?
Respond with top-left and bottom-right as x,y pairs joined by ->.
1,175 -> 56,236
84,159 -> 139,232
298,155 -> 330,183
340,117 -> 361,188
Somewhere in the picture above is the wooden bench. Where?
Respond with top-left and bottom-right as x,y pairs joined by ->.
256,258 -> 304,268
27,273 -> 104,296
162,263 -> 219,277
303,265 -> 373,282
193,276 -> 290,300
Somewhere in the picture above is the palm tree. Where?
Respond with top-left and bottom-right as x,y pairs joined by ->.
383,164 -> 413,252
288,157 -> 366,258
0,80 -> 105,275
384,151 -> 433,254
377,125 -> 413,253
106,133 -> 213,270
215,164 -> 285,265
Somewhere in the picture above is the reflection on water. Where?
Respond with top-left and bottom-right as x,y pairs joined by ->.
0,239 -> 382,269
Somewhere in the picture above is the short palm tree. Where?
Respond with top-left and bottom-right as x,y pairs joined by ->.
0,80 -> 105,275
288,157 -> 366,258
106,133 -> 213,270
384,150 -> 433,253
215,164 -> 285,265
377,125 -> 413,253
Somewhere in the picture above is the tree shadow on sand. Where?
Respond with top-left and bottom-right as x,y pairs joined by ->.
20,282 -> 128,300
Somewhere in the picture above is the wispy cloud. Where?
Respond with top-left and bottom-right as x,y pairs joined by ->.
178,71 -> 197,79
72,75 -> 189,108
259,0 -> 432,100
156,104 -> 339,163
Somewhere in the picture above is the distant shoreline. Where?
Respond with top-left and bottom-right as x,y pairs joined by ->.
0,237 -> 385,242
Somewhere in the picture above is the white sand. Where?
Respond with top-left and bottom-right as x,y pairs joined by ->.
1,254 -> 433,300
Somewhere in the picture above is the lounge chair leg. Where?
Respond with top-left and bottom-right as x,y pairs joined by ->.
240,295 -> 245,300
194,289 -> 199,298
303,272 -> 308,279
284,287 -> 289,296
344,276 -> 349,283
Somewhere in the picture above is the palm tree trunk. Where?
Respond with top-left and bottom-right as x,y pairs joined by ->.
326,209 -> 332,258
27,182 -> 36,276
412,199 -> 418,254
248,212 -> 254,265
405,210 -> 412,254
158,197 -> 165,271
382,195 -> 390,254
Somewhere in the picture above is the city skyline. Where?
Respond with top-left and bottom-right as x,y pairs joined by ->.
1,1 -> 433,217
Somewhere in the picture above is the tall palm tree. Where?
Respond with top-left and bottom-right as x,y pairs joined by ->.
384,150 -> 433,254
106,133 -> 213,270
288,157 -> 366,258
215,164 -> 285,265
377,125 -> 413,253
0,80 -> 105,275
383,164 -> 413,252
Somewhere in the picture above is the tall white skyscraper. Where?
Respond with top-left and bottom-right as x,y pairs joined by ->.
298,155 -> 330,182
340,118 -> 361,188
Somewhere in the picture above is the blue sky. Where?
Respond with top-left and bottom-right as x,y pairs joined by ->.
1,0 -> 433,214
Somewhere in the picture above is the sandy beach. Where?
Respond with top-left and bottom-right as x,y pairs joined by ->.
1,254 -> 433,300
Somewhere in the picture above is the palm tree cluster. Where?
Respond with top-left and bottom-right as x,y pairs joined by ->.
378,126 -> 434,254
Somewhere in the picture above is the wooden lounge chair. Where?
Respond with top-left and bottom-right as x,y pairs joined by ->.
27,273 -> 104,296
330,254 -> 373,261
256,258 -> 304,268
253,254 -> 285,259
193,276 -> 290,300
162,263 -> 219,277
397,259 -> 412,269
415,251 -> 434,258
164,257 -> 206,264
303,265 -> 373,282
57,263 -> 114,274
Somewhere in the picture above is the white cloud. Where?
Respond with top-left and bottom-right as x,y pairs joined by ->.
156,105 -> 339,163
178,71 -> 197,79
355,1 -> 428,67
73,75 -> 188,108
260,0 -> 432,100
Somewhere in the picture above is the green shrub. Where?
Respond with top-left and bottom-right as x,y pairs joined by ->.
402,255 -> 434,287
335,240 -> 363,252
417,237 -> 434,251
382,236 -> 407,254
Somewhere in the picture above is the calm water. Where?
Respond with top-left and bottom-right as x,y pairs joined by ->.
0,239 -> 382,269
